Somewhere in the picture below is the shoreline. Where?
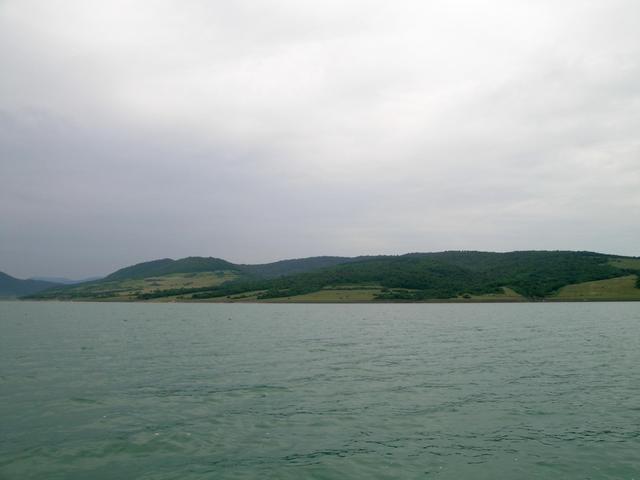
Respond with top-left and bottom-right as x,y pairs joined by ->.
8,297 -> 640,304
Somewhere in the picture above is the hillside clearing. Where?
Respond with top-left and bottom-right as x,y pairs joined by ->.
608,258 -> 640,270
553,275 -> 640,301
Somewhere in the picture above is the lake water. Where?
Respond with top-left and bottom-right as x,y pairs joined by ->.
1,301 -> 639,479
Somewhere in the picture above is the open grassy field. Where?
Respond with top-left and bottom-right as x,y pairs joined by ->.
552,275 -> 640,301
125,272 -> 236,293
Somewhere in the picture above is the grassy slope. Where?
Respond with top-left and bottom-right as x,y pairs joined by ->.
609,258 -> 640,269
32,272 -> 239,301
552,275 -> 640,301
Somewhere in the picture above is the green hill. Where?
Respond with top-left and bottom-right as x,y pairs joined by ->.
0,271 -> 61,298
105,257 -> 240,280
23,255 -> 361,301
23,251 -> 640,302
184,251 -> 640,302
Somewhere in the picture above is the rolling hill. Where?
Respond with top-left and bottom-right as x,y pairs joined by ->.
104,257 -> 239,280
22,251 -> 640,302
22,255 -> 360,301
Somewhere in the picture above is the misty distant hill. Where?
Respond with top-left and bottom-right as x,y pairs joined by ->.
24,251 -> 640,302
0,272 -> 62,298
29,276 -> 103,285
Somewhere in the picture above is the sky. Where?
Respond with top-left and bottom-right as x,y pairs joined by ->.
1,0 -> 639,279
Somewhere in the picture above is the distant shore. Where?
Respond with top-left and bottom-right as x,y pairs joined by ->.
10,297 -> 640,304
14,252 -> 640,303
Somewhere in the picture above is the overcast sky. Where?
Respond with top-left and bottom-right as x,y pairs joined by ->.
1,0 -> 639,278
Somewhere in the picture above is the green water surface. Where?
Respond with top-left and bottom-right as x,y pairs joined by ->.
1,302 -> 639,479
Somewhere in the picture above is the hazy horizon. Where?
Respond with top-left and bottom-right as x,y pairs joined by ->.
2,1 -> 639,278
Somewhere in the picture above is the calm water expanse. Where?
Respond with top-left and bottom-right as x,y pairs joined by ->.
1,302 -> 639,479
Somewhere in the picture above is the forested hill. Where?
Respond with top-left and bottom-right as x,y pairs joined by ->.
182,251 -> 640,301
25,250 -> 640,302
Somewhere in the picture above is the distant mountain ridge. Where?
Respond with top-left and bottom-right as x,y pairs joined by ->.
0,271 -> 61,297
29,276 -> 103,285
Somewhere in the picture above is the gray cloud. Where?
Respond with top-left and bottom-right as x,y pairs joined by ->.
1,0 -> 639,278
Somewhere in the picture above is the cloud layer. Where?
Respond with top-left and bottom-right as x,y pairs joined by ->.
1,0 -> 639,277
